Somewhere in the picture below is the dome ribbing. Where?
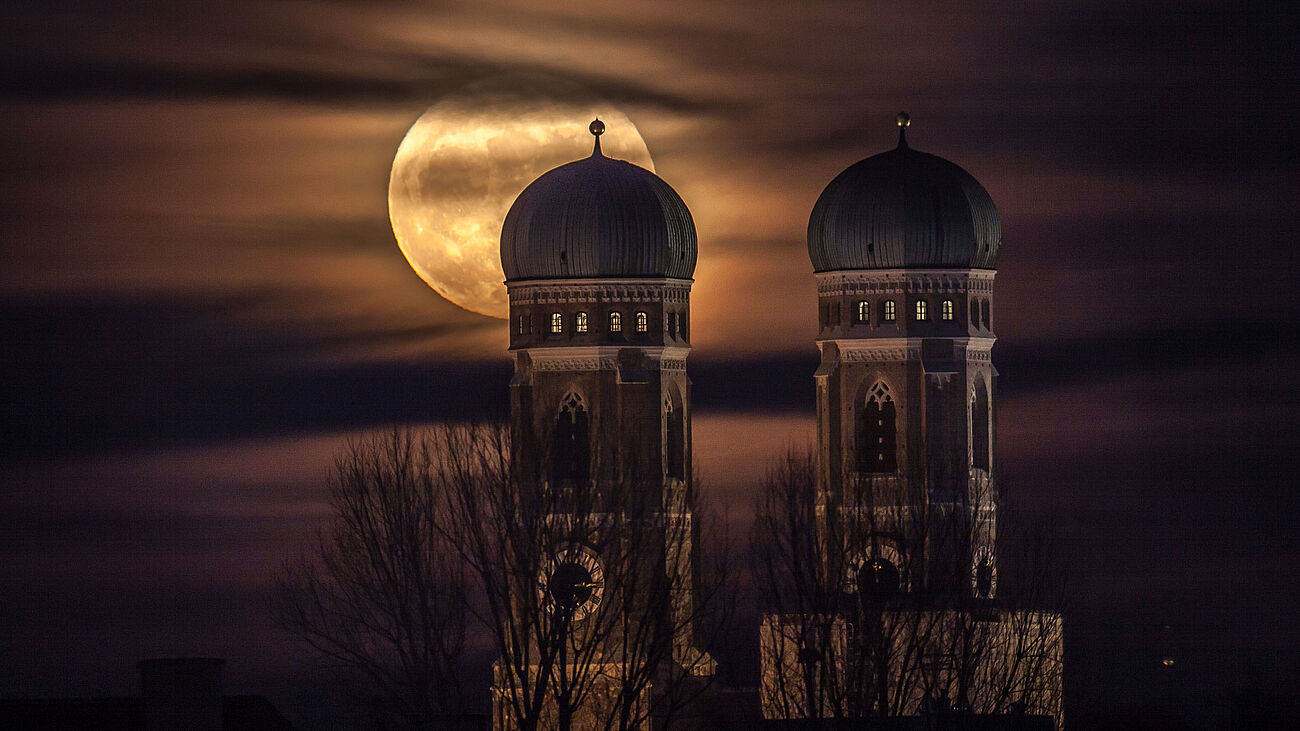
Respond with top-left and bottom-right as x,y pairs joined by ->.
501,124 -> 696,282
808,121 -> 1000,272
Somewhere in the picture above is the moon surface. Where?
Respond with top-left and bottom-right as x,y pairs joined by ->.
389,75 -> 654,318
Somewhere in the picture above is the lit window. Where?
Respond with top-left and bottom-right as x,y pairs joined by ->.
941,300 -> 954,321
609,311 -> 622,332
855,300 -> 869,324
883,300 -> 896,322
517,315 -> 526,335
550,312 -> 563,333
635,311 -> 648,333
914,300 -> 928,321
575,312 -> 588,333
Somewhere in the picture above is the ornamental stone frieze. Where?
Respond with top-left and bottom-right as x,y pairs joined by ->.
814,269 -> 996,297
508,278 -> 692,306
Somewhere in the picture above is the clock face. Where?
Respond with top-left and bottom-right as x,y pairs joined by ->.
857,557 -> 900,600
539,545 -> 604,621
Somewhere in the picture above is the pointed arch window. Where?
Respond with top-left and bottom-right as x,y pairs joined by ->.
574,312 -> 588,333
550,392 -> 589,483
609,311 -> 622,333
635,311 -> 648,333
970,299 -> 979,327
914,299 -> 928,321
971,380 -> 990,471
982,299 -> 991,329
856,382 -> 898,473
855,300 -> 869,324
883,300 -> 896,323
550,312 -> 563,334
941,300 -> 954,321
665,394 -> 685,479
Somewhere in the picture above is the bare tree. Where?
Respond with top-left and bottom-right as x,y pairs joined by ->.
754,448 -> 1064,725
435,422 -> 727,731
273,427 -> 473,730
276,422 -> 729,731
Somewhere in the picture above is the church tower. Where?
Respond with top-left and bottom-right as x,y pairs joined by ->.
495,120 -> 712,730
760,114 -> 1061,725
807,112 -> 1000,600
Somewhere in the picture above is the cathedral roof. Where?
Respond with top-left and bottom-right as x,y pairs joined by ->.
807,113 -> 1001,272
500,120 -> 697,282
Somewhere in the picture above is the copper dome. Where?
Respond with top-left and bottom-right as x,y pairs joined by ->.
500,126 -> 696,282
807,125 -> 1000,272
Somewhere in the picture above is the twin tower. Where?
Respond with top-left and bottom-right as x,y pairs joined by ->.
495,115 -> 1042,726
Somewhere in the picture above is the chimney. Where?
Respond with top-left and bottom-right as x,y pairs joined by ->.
139,658 -> 225,731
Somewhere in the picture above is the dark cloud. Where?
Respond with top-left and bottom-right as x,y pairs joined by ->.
0,291 -> 509,463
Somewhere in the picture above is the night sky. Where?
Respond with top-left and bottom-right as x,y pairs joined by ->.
2,1 -> 1297,729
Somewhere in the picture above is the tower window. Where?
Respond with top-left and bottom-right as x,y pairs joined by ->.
914,299 -> 928,321
550,312 -> 563,334
883,300 -> 896,322
667,312 -> 677,339
855,382 -> 898,474
982,299 -> 991,329
972,380 -> 990,471
517,314 -> 527,335
550,392 -> 589,484
635,311 -> 648,333
970,299 -> 979,327
854,300 -> 869,324
665,395 -> 685,479
941,300 -> 954,321
574,312 -> 588,333
975,560 -> 994,598
609,311 -> 622,332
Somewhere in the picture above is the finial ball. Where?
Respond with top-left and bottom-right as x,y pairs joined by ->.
589,118 -> 605,137
896,111 -> 911,128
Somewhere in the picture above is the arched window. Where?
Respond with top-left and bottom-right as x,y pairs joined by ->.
981,299 -> 991,329
971,380 -> 990,471
941,300 -> 954,321
550,312 -> 563,334
517,314 -> 527,335
855,381 -> 897,473
855,300 -> 869,324
914,299 -> 928,321
883,300 -> 896,322
635,311 -> 648,333
970,299 -> 979,327
665,394 -> 685,479
972,548 -> 997,598
974,560 -> 994,598
574,312 -> 588,333
550,392 -> 589,483
609,311 -> 622,332
667,312 -> 678,339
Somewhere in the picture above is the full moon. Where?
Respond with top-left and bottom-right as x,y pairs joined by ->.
388,75 -> 654,318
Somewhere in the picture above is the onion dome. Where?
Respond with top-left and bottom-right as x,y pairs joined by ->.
501,119 -> 697,282
808,112 -> 1001,272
